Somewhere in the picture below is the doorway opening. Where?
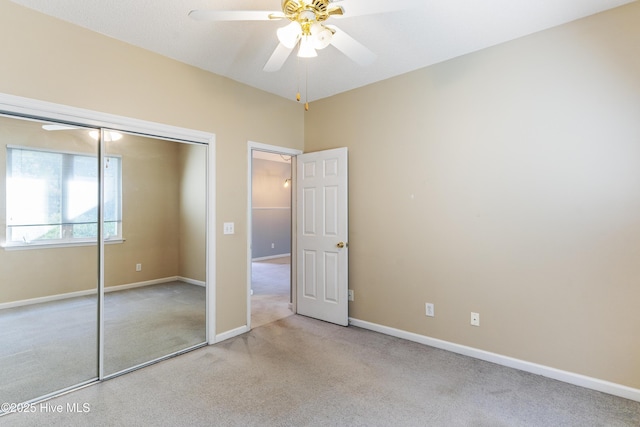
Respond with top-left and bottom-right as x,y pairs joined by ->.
248,143 -> 301,329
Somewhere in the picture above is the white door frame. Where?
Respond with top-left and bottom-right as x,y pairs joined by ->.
247,141 -> 302,330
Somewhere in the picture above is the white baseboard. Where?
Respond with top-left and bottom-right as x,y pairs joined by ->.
348,317 -> 640,403
0,276 -> 202,310
214,325 -> 249,343
105,276 -> 180,293
178,277 -> 206,287
252,253 -> 291,261
0,288 -> 97,311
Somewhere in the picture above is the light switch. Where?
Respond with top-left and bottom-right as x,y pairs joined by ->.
223,222 -> 235,235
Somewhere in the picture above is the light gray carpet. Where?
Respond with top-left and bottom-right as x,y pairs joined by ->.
103,282 -> 206,375
0,282 -> 206,406
3,314 -> 640,426
251,257 -> 293,329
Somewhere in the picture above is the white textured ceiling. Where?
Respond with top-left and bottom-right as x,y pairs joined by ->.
9,0 -> 636,102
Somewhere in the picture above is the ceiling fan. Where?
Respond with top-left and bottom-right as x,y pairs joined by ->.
41,124 -> 123,141
188,0 -> 419,73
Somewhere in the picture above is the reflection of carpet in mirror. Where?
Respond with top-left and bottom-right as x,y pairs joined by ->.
251,256 -> 292,328
104,282 -> 206,375
0,281 -> 206,405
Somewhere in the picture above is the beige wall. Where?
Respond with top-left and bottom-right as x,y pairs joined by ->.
178,143 -> 207,282
0,1 -> 304,332
104,134 -> 181,288
305,3 -> 640,388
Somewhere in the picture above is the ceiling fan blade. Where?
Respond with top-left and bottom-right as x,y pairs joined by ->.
334,0 -> 420,17
188,10 -> 284,21
263,43 -> 295,72
42,124 -> 79,131
326,26 -> 376,67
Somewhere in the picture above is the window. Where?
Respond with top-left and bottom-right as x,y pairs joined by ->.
6,146 -> 122,246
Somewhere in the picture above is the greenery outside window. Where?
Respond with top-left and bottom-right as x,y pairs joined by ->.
6,145 -> 122,246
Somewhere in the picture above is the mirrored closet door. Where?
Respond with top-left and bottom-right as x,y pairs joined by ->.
102,132 -> 207,377
0,114 -> 208,407
0,115 -> 99,404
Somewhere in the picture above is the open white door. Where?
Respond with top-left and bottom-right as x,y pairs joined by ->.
296,147 -> 348,326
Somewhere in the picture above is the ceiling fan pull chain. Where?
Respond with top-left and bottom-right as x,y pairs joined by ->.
305,60 -> 309,111
296,54 -> 302,102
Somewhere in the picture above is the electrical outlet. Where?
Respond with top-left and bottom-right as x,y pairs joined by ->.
136,263 -> 142,272
425,303 -> 434,317
271,243 -> 275,249
348,289 -> 354,301
471,312 -> 480,326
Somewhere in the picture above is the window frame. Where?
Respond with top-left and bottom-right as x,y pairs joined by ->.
5,144 -> 123,249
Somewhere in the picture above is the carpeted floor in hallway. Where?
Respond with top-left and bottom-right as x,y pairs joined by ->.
251,256 -> 293,329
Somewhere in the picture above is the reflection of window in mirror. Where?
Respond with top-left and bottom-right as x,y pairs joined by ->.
6,146 -> 122,246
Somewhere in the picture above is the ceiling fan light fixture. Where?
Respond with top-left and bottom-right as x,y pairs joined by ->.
298,36 -> 317,58
277,22 -> 302,48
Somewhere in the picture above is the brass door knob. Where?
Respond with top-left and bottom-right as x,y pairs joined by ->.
337,242 -> 347,248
